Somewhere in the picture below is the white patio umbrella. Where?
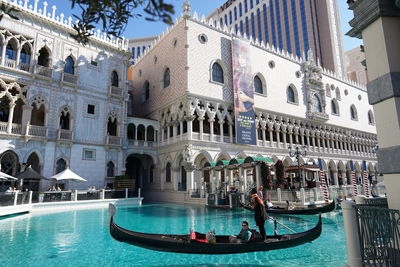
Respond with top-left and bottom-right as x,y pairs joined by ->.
0,171 -> 17,181
50,168 -> 88,182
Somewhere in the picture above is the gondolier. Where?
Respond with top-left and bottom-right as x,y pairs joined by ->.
251,189 -> 267,240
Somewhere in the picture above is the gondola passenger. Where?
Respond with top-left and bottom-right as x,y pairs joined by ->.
229,221 -> 252,243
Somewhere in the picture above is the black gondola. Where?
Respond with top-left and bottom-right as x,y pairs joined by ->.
241,200 -> 336,215
109,206 -> 322,254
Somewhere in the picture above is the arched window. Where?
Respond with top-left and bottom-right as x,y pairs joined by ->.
20,45 -> 31,64
38,47 -> 50,67
64,56 -> 75,75
27,153 -> 40,174
331,99 -> 339,115
137,125 -> 145,140
147,126 -> 155,141
166,162 -> 171,183
254,75 -> 263,94
212,62 -> 224,83
0,151 -> 19,176
107,117 -> 118,136
30,102 -> 46,126
111,71 -> 119,87
163,68 -> 170,88
336,87 -> 341,100
127,124 -> 135,140
368,110 -> 374,124
55,158 -> 67,174
287,85 -> 296,103
142,81 -> 150,102
0,96 -> 10,122
5,44 -> 16,60
60,107 -> 71,130
350,105 -> 358,120
312,94 -> 322,113
107,161 -> 115,177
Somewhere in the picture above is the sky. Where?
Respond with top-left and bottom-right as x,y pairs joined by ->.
38,0 -> 362,51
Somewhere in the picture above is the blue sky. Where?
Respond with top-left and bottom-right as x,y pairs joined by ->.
40,0 -> 362,51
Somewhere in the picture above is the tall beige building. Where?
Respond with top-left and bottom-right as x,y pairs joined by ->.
344,47 -> 368,85
208,0 -> 345,76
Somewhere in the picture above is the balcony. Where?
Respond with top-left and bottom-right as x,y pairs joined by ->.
109,86 -> 124,98
106,135 -> 121,146
62,72 -> 78,85
18,63 -> 30,72
4,58 -> 16,69
34,65 -> 53,78
26,125 -> 48,137
127,139 -> 157,148
310,112 -> 329,122
57,129 -> 73,141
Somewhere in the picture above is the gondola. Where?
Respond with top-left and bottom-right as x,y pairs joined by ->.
109,205 -> 322,254
241,200 -> 336,215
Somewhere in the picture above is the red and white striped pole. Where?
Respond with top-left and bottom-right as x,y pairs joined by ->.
362,161 -> 370,198
318,159 -> 330,203
350,161 -> 358,196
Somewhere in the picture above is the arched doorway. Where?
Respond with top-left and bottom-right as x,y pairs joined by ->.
125,154 -> 154,190
0,150 -> 19,191
24,152 -> 41,191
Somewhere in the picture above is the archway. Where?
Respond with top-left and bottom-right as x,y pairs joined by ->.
24,152 -> 41,191
0,150 -> 19,176
194,153 -> 211,193
125,154 -> 154,190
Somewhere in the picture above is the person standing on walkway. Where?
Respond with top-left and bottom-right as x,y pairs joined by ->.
251,189 -> 267,240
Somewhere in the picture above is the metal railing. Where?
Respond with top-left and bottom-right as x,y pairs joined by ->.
355,205 -> 400,266
364,197 -> 388,208
42,191 -> 72,202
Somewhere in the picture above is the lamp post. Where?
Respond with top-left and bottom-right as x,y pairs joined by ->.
289,146 -> 307,188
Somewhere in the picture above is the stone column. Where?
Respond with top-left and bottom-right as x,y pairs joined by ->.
255,164 -> 261,188
199,118 -> 204,141
219,121 -> 224,142
209,119 -> 214,142
0,43 -> 6,66
172,123 -> 177,142
187,117 -> 193,140
261,126 -> 266,147
15,44 -> 22,67
229,122 -> 233,143
276,126 -> 281,148
268,129 -> 273,147
281,125 -> 287,148
7,102 -> 16,134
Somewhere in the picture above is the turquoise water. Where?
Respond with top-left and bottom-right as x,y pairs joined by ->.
0,204 -> 346,266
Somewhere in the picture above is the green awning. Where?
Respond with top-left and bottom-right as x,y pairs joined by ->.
216,160 -> 230,166
244,156 -> 274,164
204,162 -> 217,168
228,158 -> 245,165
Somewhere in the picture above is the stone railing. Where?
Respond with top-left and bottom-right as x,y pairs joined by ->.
18,62 -> 30,72
62,72 -> 78,84
4,58 -> 16,69
27,125 -> 48,137
11,123 -> 22,135
0,122 -> 8,133
57,129 -> 73,141
106,135 -> 121,146
34,65 -> 53,78
109,86 -> 124,97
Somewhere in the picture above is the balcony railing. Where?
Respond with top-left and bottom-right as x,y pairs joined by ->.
355,205 -> 400,266
11,123 -> 22,135
0,122 -> 8,133
109,86 -> 124,97
18,63 -> 30,72
27,125 -> 48,137
106,135 -> 121,146
57,129 -> 73,141
62,72 -> 78,84
4,58 -> 16,68
34,65 -> 53,78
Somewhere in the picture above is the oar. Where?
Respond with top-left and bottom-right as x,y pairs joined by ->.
267,215 -> 297,234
